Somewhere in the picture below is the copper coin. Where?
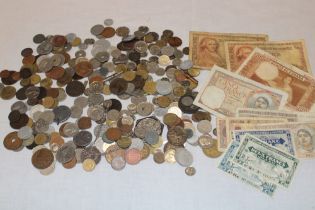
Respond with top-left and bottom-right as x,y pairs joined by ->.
153,150 -> 165,164
52,35 -> 67,47
1,86 -> 16,100
62,157 -> 77,169
10,114 -> 29,129
45,66 -> 65,80
125,148 -> 141,165
167,125 -> 187,146
101,27 -> 116,38
168,37 -> 182,47
105,127 -> 122,141
75,61 -> 93,77
77,116 -> 92,129
31,148 -> 54,169
0,70 -> 10,78
3,131 -> 23,150
66,80 -> 85,97
21,48 -> 33,57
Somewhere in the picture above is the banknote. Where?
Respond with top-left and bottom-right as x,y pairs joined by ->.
218,117 -> 288,151
189,32 -> 268,69
233,129 -> 295,155
236,122 -> 315,158
237,108 -> 315,122
193,66 -> 288,119
232,134 -> 299,188
236,48 -> 315,112
225,40 -> 311,73
218,140 -> 277,196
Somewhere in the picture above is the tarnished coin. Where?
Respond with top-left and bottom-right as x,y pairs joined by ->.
31,148 -> 54,169
77,117 -> 92,130
53,105 -> 71,124
156,80 -> 172,95
167,126 -> 187,146
56,142 -> 76,164
153,150 -> 165,164
175,148 -> 193,167
17,126 -> 33,140
185,166 -> 196,176
63,122 -> 79,137
1,86 -> 16,100
66,80 -> 85,97
74,96 -> 88,108
73,131 -> 92,147
144,130 -> 159,145
164,149 -> 176,163
111,156 -> 126,171
136,102 -> 154,116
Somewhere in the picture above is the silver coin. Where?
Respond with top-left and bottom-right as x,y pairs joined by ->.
147,62 -> 159,73
51,54 -> 65,67
134,117 -> 163,139
78,43 -> 88,50
107,109 -> 120,121
37,41 -> 53,55
88,93 -> 104,106
95,51 -> 110,63
111,48 -> 122,59
63,122 -> 79,137
53,106 -> 71,124
56,141 -> 76,164
75,148 -> 84,163
175,148 -> 193,167
57,88 -> 67,101
80,146 -> 101,164
32,111 -> 43,123
134,41 -> 148,53
111,156 -> 126,171
90,24 -> 105,36
38,57 -> 53,72
73,131 -> 93,147
87,105 -> 105,121
70,106 -> 83,119
154,107 -> 167,117
155,68 -> 165,76
65,33 -> 77,42
144,130 -> 159,145
156,80 -> 172,95
94,138 -> 105,154
129,138 -> 144,150
17,126 -> 33,140
174,49 -> 184,59
179,60 -> 193,70
198,134 -> 214,148
11,101 -> 28,114
161,46 -> 175,56
22,136 -> 34,146
166,68 -> 176,79
104,18 -> 114,26
197,120 -> 212,134
172,58 -> 182,66
94,124 -> 108,139
74,96 -> 88,108
34,118 -> 49,133
25,86 -> 40,99
136,102 -> 154,116
39,110 -> 55,124
149,45 -> 160,55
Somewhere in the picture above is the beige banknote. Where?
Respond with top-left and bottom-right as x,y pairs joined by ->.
193,66 -> 288,119
238,122 -> 315,158
218,117 -> 288,151
237,48 -> 315,112
189,32 -> 268,69
225,40 -> 311,73
237,108 -> 315,122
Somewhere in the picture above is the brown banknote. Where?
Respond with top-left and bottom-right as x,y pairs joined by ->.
217,117 -> 288,151
189,32 -> 268,69
238,122 -> 315,158
237,48 -> 315,112
225,40 -> 311,73
193,65 -> 288,119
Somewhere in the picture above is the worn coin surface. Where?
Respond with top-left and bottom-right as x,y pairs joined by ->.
31,148 -> 54,169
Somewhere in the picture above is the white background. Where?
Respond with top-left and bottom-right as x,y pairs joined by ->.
0,0 -> 314,210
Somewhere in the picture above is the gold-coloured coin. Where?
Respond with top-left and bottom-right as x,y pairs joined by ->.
34,133 -> 49,145
185,166 -> 196,176
30,74 -> 41,85
117,136 -> 132,149
202,139 -> 222,158
20,78 -> 31,87
122,71 -> 136,81
140,143 -> 150,160
163,113 -> 180,127
42,96 -> 55,108
143,81 -> 156,95
1,86 -> 16,100
27,118 -> 33,127
51,99 -> 59,108
137,63 -> 147,71
71,37 -> 81,46
188,68 -> 200,77
103,85 -> 111,95
164,149 -> 176,163
40,78 -> 53,88
136,69 -> 148,79
156,96 -> 171,108
115,64 -> 127,73
82,158 -> 96,172
173,86 -> 185,97
158,55 -> 170,66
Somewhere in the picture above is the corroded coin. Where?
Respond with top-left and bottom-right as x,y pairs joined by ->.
153,150 -> 165,164
167,126 -> 187,146
185,166 -> 196,176
31,148 -> 54,169
73,131 -> 92,147
66,80 -> 85,97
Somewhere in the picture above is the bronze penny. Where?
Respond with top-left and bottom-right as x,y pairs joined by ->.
3,131 -> 23,150
109,78 -> 128,95
77,117 -> 92,129
0,70 -> 10,78
45,66 -> 65,80
105,127 -> 122,141
10,113 -> 29,129
167,125 -> 187,146
75,61 -> 93,77
66,80 -> 85,97
8,110 -> 21,122
46,88 -> 59,98
101,27 -> 116,38
153,150 -> 165,164
168,37 -> 182,47
52,35 -> 67,47
192,111 -> 211,122
31,148 -> 54,169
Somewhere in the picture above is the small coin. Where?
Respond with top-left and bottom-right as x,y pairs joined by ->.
136,102 -> 154,116
31,148 -> 54,169
197,120 -> 212,134
144,130 -> 159,145
77,117 -> 92,130
3,131 -> 23,150
198,135 -> 214,148
202,139 -> 222,158
56,142 -> 76,164
82,158 -> 96,172
164,149 -> 176,163
106,127 -> 122,141
153,150 -> 165,164
1,86 -> 16,100
185,166 -> 196,176
73,131 -> 93,147
111,156 -> 126,171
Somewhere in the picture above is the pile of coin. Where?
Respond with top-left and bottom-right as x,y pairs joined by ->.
1,19 -> 219,176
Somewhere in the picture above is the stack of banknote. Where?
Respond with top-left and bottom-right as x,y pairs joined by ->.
190,32 -> 314,196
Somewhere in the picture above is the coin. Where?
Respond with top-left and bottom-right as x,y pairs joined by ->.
3,131 -> 23,150
185,166 -> 196,176
73,131 -> 92,147
164,149 -> 176,163
53,105 -> 71,124
1,86 -> 16,100
136,102 -> 154,116
198,134 -> 214,148
167,126 -> 187,146
125,148 -> 141,165
82,158 -> 96,172
63,157 -> 77,169
153,150 -> 165,164
77,117 -> 92,129
31,148 -> 54,169
56,142 -> 76,164
66,80 -> 85,97
175,148 -> 193,167
197,120 -> 212,134
105,127 -> 122,141
144,130 -> 159,145
202,139 -> 222,158
111,156 -> 126,171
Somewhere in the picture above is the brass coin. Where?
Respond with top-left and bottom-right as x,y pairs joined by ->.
156,96 -> 171,108
34,133 -> 49,145
164,148 -> 176,163
185,166 -> 196,176
42,96 -> 55,108
30,74 -> 41,85
1,86 -> 16,100
187,68 -> 200,77
82,158 -> 96,172
3,131 -> 23,150
202,139 -> 222,158
163,113 -> 181,127
122,71 -> 136,81
143,81 -> 156,94
117,136 -> 132,149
